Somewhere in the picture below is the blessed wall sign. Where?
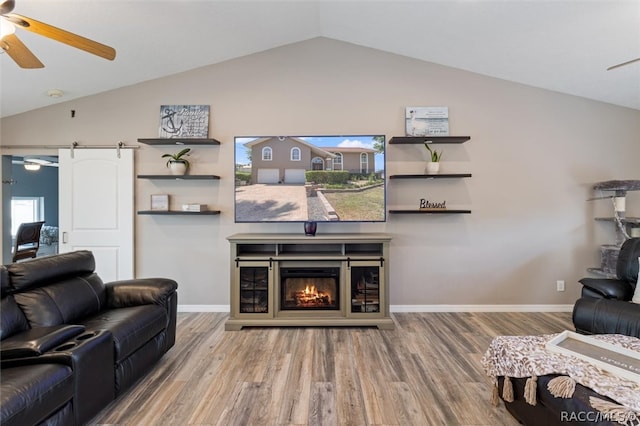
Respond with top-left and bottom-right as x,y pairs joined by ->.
419,198 -> 446,210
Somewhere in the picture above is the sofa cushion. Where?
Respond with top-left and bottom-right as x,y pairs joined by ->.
14,273 -> 106,327
0,296 -> 29,340
80,305 -> 167,362
0,364 -> 74,426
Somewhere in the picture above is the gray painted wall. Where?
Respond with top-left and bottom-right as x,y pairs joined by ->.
1,38 -> 639,307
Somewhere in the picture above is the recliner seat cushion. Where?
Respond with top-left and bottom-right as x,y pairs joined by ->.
573,297 -> 640,338
80,305 -> 167,362
0,364 -> 74,426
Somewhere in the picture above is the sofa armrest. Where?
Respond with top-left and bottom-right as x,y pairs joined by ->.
105,278 -> 178,309
0,325 -> 85,359
578,277 -> 633,300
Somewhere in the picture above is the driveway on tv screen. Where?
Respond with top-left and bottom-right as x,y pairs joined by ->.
235,184 -> 309,221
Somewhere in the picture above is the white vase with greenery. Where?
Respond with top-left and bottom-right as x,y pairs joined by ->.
424,143 -> 442,174
162,148 -> 190,176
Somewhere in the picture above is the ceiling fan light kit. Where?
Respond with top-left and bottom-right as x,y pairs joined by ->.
0,0 -> 116,69
0,14 -> 14,37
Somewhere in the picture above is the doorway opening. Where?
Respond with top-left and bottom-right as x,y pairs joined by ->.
2,155 -> 59,263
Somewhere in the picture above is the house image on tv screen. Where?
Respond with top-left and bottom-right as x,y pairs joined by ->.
244,136 -> 377,184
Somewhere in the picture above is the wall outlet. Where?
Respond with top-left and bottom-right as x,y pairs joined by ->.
556,280 -> 565,292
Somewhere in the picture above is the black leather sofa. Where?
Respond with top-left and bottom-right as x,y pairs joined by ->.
0,250 -> 178,426
498,238 -> 640,425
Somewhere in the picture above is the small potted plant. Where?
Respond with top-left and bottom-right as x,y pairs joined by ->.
162,148 -> 191,175
424,143 -> 442,174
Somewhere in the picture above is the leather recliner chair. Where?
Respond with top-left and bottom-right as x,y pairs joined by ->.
573,237 -> 640,338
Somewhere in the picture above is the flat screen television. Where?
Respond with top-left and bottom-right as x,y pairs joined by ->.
234,135 -> 386,223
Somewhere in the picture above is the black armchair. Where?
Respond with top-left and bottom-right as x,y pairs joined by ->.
573,238 -> 640,338
12,221 -> 45,262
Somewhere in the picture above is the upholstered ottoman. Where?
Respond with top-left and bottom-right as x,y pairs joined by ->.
482,334 -> 640,425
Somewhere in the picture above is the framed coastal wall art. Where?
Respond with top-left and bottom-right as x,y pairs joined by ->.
405,106 -> 449,136
159,105 -> 210,138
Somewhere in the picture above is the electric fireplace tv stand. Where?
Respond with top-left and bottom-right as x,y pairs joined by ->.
226,233 -> 393,330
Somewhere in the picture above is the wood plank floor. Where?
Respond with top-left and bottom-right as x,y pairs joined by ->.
92,312 -> 573,425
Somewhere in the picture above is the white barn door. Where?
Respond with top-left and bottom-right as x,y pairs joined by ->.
58,149 -> 134,282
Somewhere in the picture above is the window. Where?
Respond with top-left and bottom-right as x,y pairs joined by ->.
360,153 -> 369,174
333,153 -> 343,170
262,147 -> 272,161
291,147 -> 301,161
311,157 -> 325,171
11,197 -> 44,236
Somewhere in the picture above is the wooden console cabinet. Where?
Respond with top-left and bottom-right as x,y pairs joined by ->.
226,233 -> 393,330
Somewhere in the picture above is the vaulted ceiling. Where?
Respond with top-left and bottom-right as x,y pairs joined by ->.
1,0 -> 639,118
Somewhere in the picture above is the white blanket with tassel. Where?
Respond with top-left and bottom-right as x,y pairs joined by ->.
481,333 -> 640,421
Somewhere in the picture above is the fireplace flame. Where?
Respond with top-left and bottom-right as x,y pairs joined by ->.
293,284 -> 331,306
283,276 -> 337,309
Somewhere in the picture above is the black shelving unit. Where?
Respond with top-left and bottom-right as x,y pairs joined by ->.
388,135 -> 472,215
137,137 -> 222,216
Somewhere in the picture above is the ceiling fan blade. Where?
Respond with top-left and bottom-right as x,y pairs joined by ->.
0,0 -> 15,15
1,33 -> 44,68
607,57 -> 640,71
4,13 -> 115,60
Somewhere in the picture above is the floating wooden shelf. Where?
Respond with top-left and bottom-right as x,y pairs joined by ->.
389,173 -> 472,179
137,210 -> 221,215
137,174 -> 220,180
389,136 -> 470,144
389,209 -> 471,214
137,138 -> 221,145
593,180 -> 640,192
595,217 -> 640,225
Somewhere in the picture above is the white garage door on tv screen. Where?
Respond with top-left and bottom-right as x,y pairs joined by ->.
234,135 -> 386,223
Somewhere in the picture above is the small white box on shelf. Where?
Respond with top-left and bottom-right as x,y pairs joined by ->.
181,204 -> 207,212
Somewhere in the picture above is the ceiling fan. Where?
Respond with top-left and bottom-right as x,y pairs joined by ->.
0,0 -> 115,69
607,57 -> 640,71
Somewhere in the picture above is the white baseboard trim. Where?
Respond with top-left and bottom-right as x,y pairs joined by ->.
178,304 -> 573,313
178,305 -> 230,312
390,304 -> 574,313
